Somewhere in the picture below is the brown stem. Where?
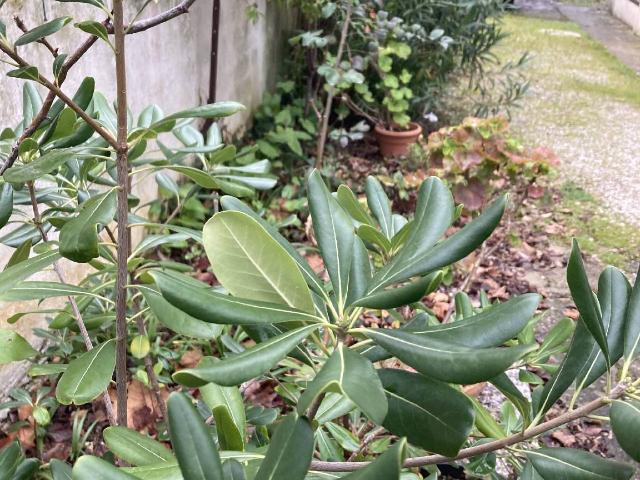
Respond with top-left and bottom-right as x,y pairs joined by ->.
309,383 -> 628,472
315,3 -> 353,169
134,316 -> 168,421
113,0 -> 130,428
26,182 -> 116,425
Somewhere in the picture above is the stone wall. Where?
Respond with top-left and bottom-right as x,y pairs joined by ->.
611,0 -> 640,33
0,0 -> 293,395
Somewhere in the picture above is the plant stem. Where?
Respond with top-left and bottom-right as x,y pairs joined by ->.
309,382 -> 628,472
134,316 -> 168,421
113,0 -> 130,427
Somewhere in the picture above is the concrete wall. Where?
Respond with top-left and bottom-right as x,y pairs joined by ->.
0,0 -> 293,395
612,0 -> 640,34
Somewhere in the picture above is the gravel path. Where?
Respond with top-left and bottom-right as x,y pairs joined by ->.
501,4 -> 640,225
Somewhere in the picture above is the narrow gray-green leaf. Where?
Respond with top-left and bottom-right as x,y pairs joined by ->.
56,339 -> 115,405
0,328 -> 37,364
526,448 -> 634,480
297,343 -> 387,424
103,426 -> 175,466
173,324 -> 319,387
168,392 -> 223,480
72,455 -> 137,479
610,400 -> 640,462
4,149 -> 81,184
15,16 -> 72,46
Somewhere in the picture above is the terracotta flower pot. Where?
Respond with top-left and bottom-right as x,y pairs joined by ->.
374,122 -> 422,157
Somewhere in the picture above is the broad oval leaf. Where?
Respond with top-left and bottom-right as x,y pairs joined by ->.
526,447 -> 634,480
201,377 -> 246,451
15,16 -> 72,46
173,324 -> 320,387
0,183 -> 13,229
72,455 -> 137,479
254,414 -> 313,480
297,344 -> 387,424
342,438 -> 407,480
567,240 -> 609,363
151,270 -> 322,325
204,211 -> 314,312
141,288 -> 222,339
610,400 -> 640,462
104,426 -> 175,466
167,392 -> 223,480
364,328 -> 536,385
0,329 -> 37,365
56,339 -> 115,405
379,368 -> 474,457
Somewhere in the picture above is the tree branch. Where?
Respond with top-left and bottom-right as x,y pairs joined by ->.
112,0 -> 198,34
309,383 -> 628,472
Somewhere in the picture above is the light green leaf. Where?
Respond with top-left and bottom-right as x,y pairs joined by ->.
365,176 -> 393,238
4,239 -> 31,270
151,270 -> 322,325
103,426 -> 175,466
75,21 -> 109,43
325,422 -> 359,451
297,343 -> 387,424
151,102 -> 245,131
23,82 -> 42,126
159,166 -> 218,189
342,438 -> 407,480
203,211 -> 314,312
50,459 -> 73,480
610,400 -> 640,462
29,363 -> 68,376
379,368 -> 474,457
173,324 -> 320,387
0,442 -> 22,480
168,392 -> 223,480
201,376 -> 246,451
15,16 -> 72,46
526,448 -> 634,480
0,281 -> 94,301
60,190 -> 117,263
4,148 -> 82,184
364,328 -> 536,385
0,329 -> 37,365
336,185 -> 375,226
56,339 -> 115,405
72,455 -> 137,479
0,183 -> 13,229
255,414 -> 313,480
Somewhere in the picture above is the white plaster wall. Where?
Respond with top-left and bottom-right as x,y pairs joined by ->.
611,0 -> 640,34
0,0 -> 293,394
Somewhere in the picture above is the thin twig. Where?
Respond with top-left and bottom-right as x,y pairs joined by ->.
13,16 -> 58,57
134,315 -> 168,421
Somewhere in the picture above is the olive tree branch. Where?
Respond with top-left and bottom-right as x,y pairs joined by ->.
13,16 -> 58,57
309,382 -> 629,472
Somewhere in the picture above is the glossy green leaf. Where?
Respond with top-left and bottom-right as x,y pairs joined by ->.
352,272 -> 442,309
173,324 -> 319,387
204,211 -> 314,312
15,16 -> 72,46
469,395 -> 506,439
379,368 -> 474,457
610,400 -> 640,462
365,176 -> 393,238
151,270 -> 322,325
316,428 -> 342,461
489,373 -> 531,426
141,288 -> 222,339
104,427 -> 175,466
526,448 -> 634,480
4,239 -> 32,270
29,363 -> 68,376
0,329 -> 37,364
255,414 -> 313,480
346,236 -> 372,307
336,184 -> 375,226
521,461 -> 544,480
4,149 -> 82,184
325,422 -> 359,451
369,195 -> 506,292
56,339 -> 115,405
60,190 -> 117,262
364,328 -> 536,384
168,392 -> 223,480
50,459 -> 73,480
624,264 -> 640,364
72,455 -> 137,479
12,458 -> 40,480
0,442 -> 21,480
0,281 -> 94,301
159,165 -> 218,189
7,66 -> 40,81
567,240 -> 609,362
358,224 -> 392,253
308,170 -> 355,309
342,438 -> 407,480
0,183 -> 13,228
151,102 -> 245,131
297,343 -> 387,424
201,377 -> 246,451
75,21 -> 109,43
222,460 -> 245,480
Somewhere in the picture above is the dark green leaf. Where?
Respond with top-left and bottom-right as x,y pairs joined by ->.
0,281 -> 94,301
4,240 -> 31,270
0,442 -> 21,480
72,456 -> 137,479
365,176 -> 393,238
223,460 -> 245,480
12,458 -> 39,480
0,183 -> 13,228
103,426 -> 175,466
4,148 -> 81,184
526,448 -> 634,480
610,400 -> 640,462
342,438 -> 407,480
74,21 -> 109,43
201,377 -> 246,451
336,184 -> 375,225
15,17 -> 72,46
7,67 -> 39,81
489,373 -> 531,426
624,264 -> 640,364
50,459 -> 72,480
346,237 -> 372,307
521,461 -> 544,480
352,272 -> 442,309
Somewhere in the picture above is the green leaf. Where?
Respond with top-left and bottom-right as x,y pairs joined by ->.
104,427 -> 175,466
469,395 -> 506,439
12,458 -> 40,480
364,328 -> 536,384
255,414 -> 313,480
352,272 -> 442,309
159,166 -> 218,189
74,21 -> 109,43
624,264 -> 640,364
0,328 -> 37,364
358,224 -> 392,253
4,239 -> 32,270
168,392 -> 223,480
0,183 -> 13,229
15,16 -> 72,46
521,461 -> 544,480
23,82 -> 42,126
336,185 -> 375,226
0,281 -> 95,301
201,378 -> 246,451
151,270 -> 322,325
307,170 -> 354,310
567,240 -> 609,363
346,237 -> 372,307
151,102 -> 245,131
50,459 -> 73,480
369,195 -> 506,292
325,422 -> 359,451
60,190 -> 117,262
72,456 -> 137,479
342,438 -> 407,480
173,324 -> 320,387
365,176 -> 393,238
56,0 -> 104,8
141,288 -> 222,339
379,368 -> 474,457
0,442 -> 21,480
203,211 -> 314,312
610,400 -> 640,462
56,339 -> 115,405
489,373 -> 531,426
29,363 -> 68,376
7,66 -> 40,82
223,460 -> 245,480
526,448 -> 634,480
297,343 -> 387,424
4,148 -> 83,184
